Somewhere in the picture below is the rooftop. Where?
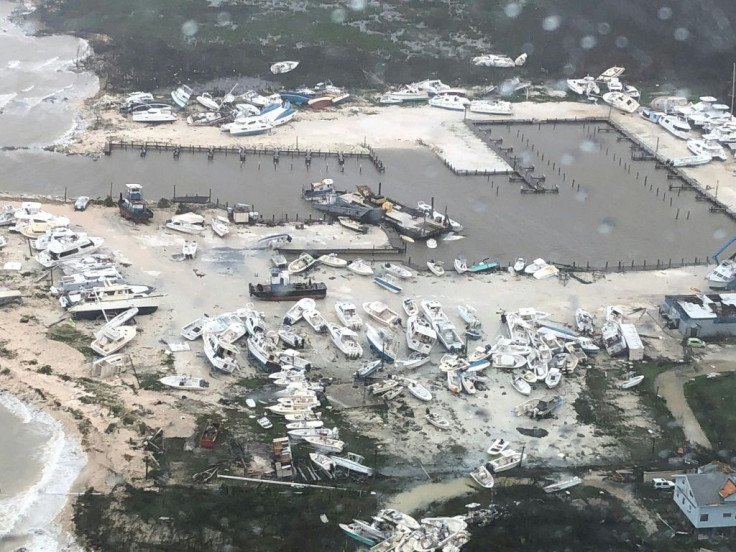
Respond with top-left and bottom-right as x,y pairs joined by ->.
666,293 -> 736,320
678,473 -> 736,507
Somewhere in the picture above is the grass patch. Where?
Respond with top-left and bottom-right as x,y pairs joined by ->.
685,371 -> 736,451
138,372 -> 165,391
0,339 -> 17,359
36,364 -> 53,375
231,377 -> 262,390
47,323 -> 95,358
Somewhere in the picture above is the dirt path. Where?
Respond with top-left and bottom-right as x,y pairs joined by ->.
654,357 -> 736,449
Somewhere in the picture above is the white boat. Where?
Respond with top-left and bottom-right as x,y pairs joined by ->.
36,236 -> 104,268
203,332 -> 239,374
171,84 -> 193,108
267,403 -> 316,416
90,322 -> 136,356
624,84 -> 640,99
373,275 -> 402,294
383,263 -> 413,279
606,77 -> 623,92
489,449 -> 523,472
402,297 -> 419,317
131,107 -> 176,123
447,370 -> 462,394
533,264 -> 559,280
659,115 -> 691,140
337,216 -> 367,233
405,315 -> 436,356
211,218 -> 229,237
159,375 -> 209,390
256,417 -> 273,429
472,53 -> 515,67
271,60 -> 300,74
425,411 -> 450,429
331,452 -> 374,476
545,367 -> 562,388
253,232 -> 290,249
617,373 -> 644,389
309,452 -> 336,474
287,420 -> 326,430
74,196 -> 90,211
601,321 -> 626,356
457,305 -> 481,327
439,354 -> 470,373
288,253 -> 317,274
277,326 -> 306,349
227,118 -> 273,136
335,301 -> 363,330
397,352 -> 431,370
354,359 -> 381,379
304,435 -> 345,453
318,253 -> 348,268
707,259 -> 736,289
468,99 -> 512,115
282,298 -> 315,326
421,299 -> 463,353
34,227 -> 87,251
487,438 -> 510,456
195,92 -> 220,110
362,301 -> 401,327
461,372 -> 477,394
327,323 -> 363,359
182,240 -> 197,259
303,309 -> 328,333
417,201 -> 463,232
575,308 -> 595,334
597,66 -> 625,81
470,464 -> 495,489
601,91 -> 640,114
365,323 -> 399,363
567,75 -> 599,96
165,213 -> 205,235
544,476 -> 582,493
368,378 -> 400,395
91,354 -> 133,378
513,257 -> 526,272
402,378 -> 432,402
65,286 -> 160,320
666,153 -> 712,167
382,85 -> 429,102
347,258 -> 374,276
523,258 -> 546,275
427,260 -> 445,277
511,375 -> 531,396
49,267 -> 123,296
428,93 -> 470,111
687,138 -> 728,161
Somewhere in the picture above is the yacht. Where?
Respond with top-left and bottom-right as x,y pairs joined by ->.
36,236 -> 104,268
686,139 -> 728,161
382,85 -> 429,103
601,91 -> 640,114
706,259 -> 736,290
658,115 -> 691,140
428,93 -> 470,111
66,285 -> 161,320
165,213 -> 206,234
227,118 -> 273,136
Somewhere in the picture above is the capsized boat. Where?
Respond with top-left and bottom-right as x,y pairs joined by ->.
373,275 -> 402,294
211,218 -> 229,237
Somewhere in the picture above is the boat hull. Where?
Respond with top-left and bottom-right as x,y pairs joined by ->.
249,282 -> 327,301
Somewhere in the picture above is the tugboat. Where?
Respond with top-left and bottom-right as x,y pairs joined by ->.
199,420 -> 220,448
249,267 -> 327,301
118,184 -> 154,223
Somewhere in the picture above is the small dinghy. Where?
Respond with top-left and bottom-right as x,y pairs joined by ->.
524,258 -> 546,275
257,416 -> 273,429
182,240 -> 197,260
427,260 -> 445,277
487,438 -> 510,456
426,239 -> 437,249
454,257 -> 468,274
181,315 -> 210,341
383,263 -> 413,280
347,258 -> 374,276
470,463 -> 495,489
373,275 -> 402,294
461,372 -> 477,394
402,297 -> 418,317
318,253 -> 348,268
511,375 -> 531,396
425,410 -> 450,430
382,386 -> 404,401
159,375 -> 209,390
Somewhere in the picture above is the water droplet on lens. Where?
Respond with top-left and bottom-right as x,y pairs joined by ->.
181,20 -> 198,37
542,15 -> 561,31
615,36 -> 628,48
331,8 -> 347,24
674,27 -> 690,41
504,2 -> 521,18
658,7 -> 673,20
598,22 -> 611,35
580,36 -> 596,50
714,228 -> 727,240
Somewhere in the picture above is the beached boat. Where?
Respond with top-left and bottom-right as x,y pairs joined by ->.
601,91 -> 640,114
354,359 -> 381,379
406,315 -> 437,355
339,523 -> 381,547
545,367 -> 562,389
165,213 -> 205,235
327,323 -> 363,359
383,263 -> 413,280
447,370 -> 462,394
439,354 -> 470,373
687,138 -> 728,161
422,299 -> 463,353
199,420 -> 220,448
396,352 -> 431,370
363,301 -> 402,327
171,84 -> 193,108
203,332 -> 239,374
211,218 -> 229,237
373,275 -> 402,294
469,258 -> 499,273
666,153 -> 713,167
659,115 -> 691,140
601,321 -> 626,356
288,253 -> 317,274
461,372 -> 477,394
707,259 -> 736,289
332,452 -> 374,476
252,233 -> 291,250
302,178 -> 337,201
249,269 -> 327,301
36,236 -> 104,268
473,53 -> 516,67
278,349 -> 311,370
458,305 -> 481,327
523,258 -> 547,275
347,258 -> 374,276
468,99 -> 513,115
271,253 -> 287,269
277,326 -> 306,349
131,106 -> 176,123
567,75 -> 599,96
402,297 -> 419,317
337,216 -> 367,233
309,452 -> 335,474
303,309 -> 328,333
487,438 -> 510,456
66,287 -> 161,320
489,449 -> 523,472
368,378 -> 400,395
228,118 -> 273,136
454,257 -> 468,274
318,253 -> 348,268
283,297 -> 316,325
256,417 -> 273,429
118,184 -> 154,224
533,264 -> 559,280
271,60 -> 299,74
427,260 -> 445,277
182,240 -> 197,259
304,435 -> 345,453
90,321 -> 137,357
91,354 -> 133,378
511,375 -> 531,396
335,301 -> 363,330
286,420 -> 325,430
470,463 -> 495,488
575,308 -> 595,334
544,476 -> 582,493
513,258 -> 526,273
425,410 -> 450,429
617,373 -> 644,389
365,323 -> 399,363
289,428 -> 334,440
401,378 -> 432,402
159,375 -> 209,390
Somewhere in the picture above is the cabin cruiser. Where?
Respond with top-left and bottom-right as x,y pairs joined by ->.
171,84 -> 193,108
658,115 -> 692,140
468,99 -> 513,115
601,92 -> 639,114
472,54 -> 516,68
686,139 -> 728,161
36,236 -> 104,268
428,93 -> 470,111
706,259 -> 736,289
379,85 -> 429,103
270,60 -> 299,74
131,106 -> 177,123
66,284 -> 161,319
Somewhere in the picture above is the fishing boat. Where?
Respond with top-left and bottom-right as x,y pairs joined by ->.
447,370 -> 462,394
354,359 -> 381,379
545,367 -> 562,388
487,438 -> 510,456
304,435 -> 345,453
117,184 -> 154,224
347,258 -> 374,276
362,301 -> 402,327
489,449 -> 523,472
439,354 -> 470,373
303,309 -> 328,333
454,257 -> 468,274
373,275 -> 402,294
283,297 -> 316,325
302,178 -> 337,201
289,427 -> 334,440
470,463 -> 495,488
286,420 -> 325,430
182,240 -> 197,260
427,260 -> 445,276
468,258 -> 499,273
335,301 -> 363,330
383,263 -> 413,280
256,417 -> 273,429
402,297 -> 419,317
332,452 -> 374,476
511,375 -> 531,396
271,60 -> 300,74
277,326 -> 306,349
288,253 -> 317,274
339,523 -> 382,547
544,476 -> 582,493
617,373 -> 644,389
337,216 -> 367,233
211,218 -> 229,237
203,332 -> 239,374
416,201 -> 464,233
159,374 -> 210,391
165,213 -> 205,235
249,268 -> 327,301
402,378 -> 432,402
318,253 -> 348,268
309,452 -> 336,474
327,323 -> 363,359
406,315 -> 437,355
365,323 -> 399,363
425,410 -> 450,429
601,321 -> 626,356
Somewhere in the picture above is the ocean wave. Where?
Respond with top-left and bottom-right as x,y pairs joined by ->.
0,391 -> 87,550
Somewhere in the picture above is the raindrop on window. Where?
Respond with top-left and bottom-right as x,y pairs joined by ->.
674,27 -> 690,41
504,2 -> 522,19
658,7 -> 673,20
714,228 -> 727,240
348,0 -> 367,10
216,12 -> 231,26
615,35 -> 629,48
331,8 -> 347,24
560,153 -> 575,166
542,15 -> 561,32
181,20 -> 198,37
597,219 -> 616,236
598,22 -> 611,35
580,36 -> 596,50
579,139 -> 596,153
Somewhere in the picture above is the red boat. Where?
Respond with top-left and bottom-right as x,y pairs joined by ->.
199,420 -> 220,449
308,96 -> 333,110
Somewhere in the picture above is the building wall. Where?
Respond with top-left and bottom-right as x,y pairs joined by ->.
675,483 -> 736,528
677,319 -> 736,338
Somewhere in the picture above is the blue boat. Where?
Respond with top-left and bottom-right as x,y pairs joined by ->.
280,91 -> 312,105
354,359 -> 381,379
467,358 -> 491,372
365,323 -> 398,363
468,258 -> 499,273
373,275 -> 402,294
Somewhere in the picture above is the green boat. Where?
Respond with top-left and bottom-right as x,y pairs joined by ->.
468,258 -> 499,273
339,523 -> 379,546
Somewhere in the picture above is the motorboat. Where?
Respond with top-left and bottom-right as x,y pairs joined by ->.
49,267 -> 123,297
707,259 -> 736,289
303,309 -> 328,333
228,118 -> 273,136
447,370 -> 462,394
489,449 -> 523,472
256,417 -> 273,429
203,331 -> 239,374
416,201 -> 463,232
606,77 -> 623,92
271,254 -> 287,269
270,60 -> 300,74
381,85 -> 429,102
458,305 -> 481,327
601,91 -> 639,114
131,107 -> 176,123
362,301 -> 401,326
165,213 -> 205,235
402,378 -> 432,402
543,476 -> 583,493
368,378 -> 400,395
472,54 -> 515,68
316,253 -> 348,270
601,321 -> 626,356
468,99 -> 512,115
545,367 -> 562,388
278,349 -> 311,371
283,297 -> 316,325
523,258 -> 546,275
428,93 -> 470,111
182,240 -> 197,259
687,138 -> 728,161
65,284 -> 160,320
327,323 -> 363,359
492,353 -> 526,369
461,372 -> 477,394
253,232 -> 290,249
195,92 -> 220,110
396,352 -> 431,369
533,264 -> 559,280
470,463 -> 495,488
304,435 -> 345,453
277,326 -> 306,349
171,84 -> 193,108
335,301 -> 363,330
421,299 -> 463,352
211,218 -> 229,237
34,227 -> 87,251
365,323 -> 399,363
286,420 -> 325,430
406,315 -> 437,355
468,258 -> 498,273
347,258 -> 374,276
597,66 -> 625,82
513,257 -> 526,273
383,263 -> 413,279
331,452 -> 374,476
373,275 -> 402,294
90,315 -> 137,356
659,115 -> 691,140
402,297 -> 419,317
487,438 -> 510,456
427,260 -> 445,277
302,178 -> 336,201
439,354 -> 470,373
354,359 -> 381,379
36,236 -> 104,268
288,253 -> 317,274
413,79 -> 465,96
511,375 -> 531,396
617,373 -> 644,389
425,410 -> 450,429
666,153 -> 713,167
567,75 -> 599,96
159,375 -> 209,390
624,84 -> 640,99
74,196 -> 90,211
454,257 -> 468,274
337,216 -> 367,233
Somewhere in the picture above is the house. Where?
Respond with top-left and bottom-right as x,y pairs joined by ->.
660,293 -> 736,338
674,472 -> 736,529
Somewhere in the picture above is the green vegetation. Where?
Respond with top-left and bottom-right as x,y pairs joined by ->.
685,371 -> 736,451
0,367 -> 10,376
0,340 -> 17,359
37,364 -> 53,375
47,323 -> 95,358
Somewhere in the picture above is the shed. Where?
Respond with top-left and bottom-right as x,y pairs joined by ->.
620,323 -> 644,361
661,293 -> 736,338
